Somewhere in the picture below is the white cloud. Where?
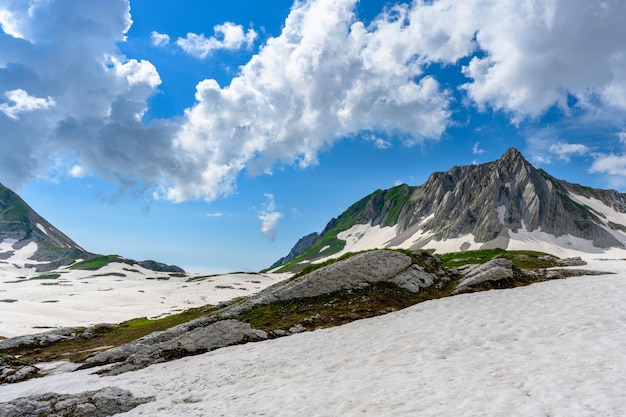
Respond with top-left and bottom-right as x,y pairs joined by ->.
0,0 -> 170,188
206,212 -> 224,218
549,142 -> 590,162
69,165 -> 85,178
0,89 -> 55,119
458,0 -> 626,119
167,0 -> 452,200
256,194 -> 283,241
151,31 -> 170,47
176,22 -> 257,59
2,0 -> 626,202
472,142 -> 485,155
589,153 -> 626,177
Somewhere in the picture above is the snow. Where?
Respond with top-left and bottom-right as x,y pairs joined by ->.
0,240 -> 44,276
2,259 -> 625,416
35,223 -> 48,236
314,223 -> 398,262
569,192 -> 626,246
0,262 -> 289,338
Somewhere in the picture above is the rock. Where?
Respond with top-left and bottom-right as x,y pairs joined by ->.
0,327 -> 77,351
453,258 -> 515,294
0,387 -> 153,417
288,324 -> 306,334
218,250 -> 415,319
389,264 -> 439,293
85,319 -> 267,375
0,357 -> 40,384
556,257 -> 587,267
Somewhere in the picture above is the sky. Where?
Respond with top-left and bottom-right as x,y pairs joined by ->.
1,0 -> 626,273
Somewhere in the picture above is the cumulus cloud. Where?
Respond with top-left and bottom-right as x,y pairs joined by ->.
2,0 -> 626,201
0,89 -> 55,119
256,194 -> 283,241
176,22 -> 257,59
0,0 -> 174,189
151,31 -> 170,47
549,142 -> 590,161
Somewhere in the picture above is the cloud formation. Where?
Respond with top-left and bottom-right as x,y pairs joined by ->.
176,22 -> 257,58
1,0 -> 626,199
256,194 -> 283,241
151,31 -> 170,47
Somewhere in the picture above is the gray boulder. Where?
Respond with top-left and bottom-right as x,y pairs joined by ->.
0,387 -> 153,417
85,319 -> 267,375
453,258 -> 515,294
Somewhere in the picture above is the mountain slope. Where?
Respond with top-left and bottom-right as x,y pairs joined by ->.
1,183 -> 92,271
275,148 -> 626,271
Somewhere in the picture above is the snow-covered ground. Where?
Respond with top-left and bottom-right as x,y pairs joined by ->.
1,258 -> 625,416
0,261 -> 289,338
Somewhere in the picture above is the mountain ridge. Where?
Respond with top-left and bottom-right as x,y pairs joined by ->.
274,148 -> 626,271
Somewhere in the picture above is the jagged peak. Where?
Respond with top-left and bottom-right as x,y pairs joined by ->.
499,147 -> 527,164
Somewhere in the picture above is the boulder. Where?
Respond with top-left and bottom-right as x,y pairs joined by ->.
0,387 -> 153,417
85,319 -> 267,375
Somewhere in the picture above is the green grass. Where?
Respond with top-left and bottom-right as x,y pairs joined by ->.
1,305 -> 217,365
30,273 -> 61,280
437,248 -> 558,269
237,280 -> 456,333
68,255 -> 120,271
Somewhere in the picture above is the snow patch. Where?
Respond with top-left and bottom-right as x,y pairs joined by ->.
36,223 -> 48,236
2,265 -> 625,415
315,223 -> 398,263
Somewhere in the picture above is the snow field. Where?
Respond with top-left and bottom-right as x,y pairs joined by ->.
0,262 -> 289,338
2,259 -> 625,416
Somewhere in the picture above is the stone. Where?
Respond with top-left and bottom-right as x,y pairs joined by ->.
0,387 -> 153,417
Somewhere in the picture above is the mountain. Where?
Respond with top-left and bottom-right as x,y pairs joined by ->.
0,183 -> 93,272
274,148 -> 626,271
0,183 -> 184,273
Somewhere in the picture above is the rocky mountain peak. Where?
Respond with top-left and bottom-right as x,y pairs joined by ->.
274,148 -> 626,271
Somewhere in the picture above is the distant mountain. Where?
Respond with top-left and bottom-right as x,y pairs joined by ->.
274,148 -> 626,271
0,183 -> 183,273
0,183 -> 92,271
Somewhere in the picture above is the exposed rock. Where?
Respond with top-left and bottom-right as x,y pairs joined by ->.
0,327 -> 77,351
0,387 -> 153,417
0,358 -> 40,384
219,250 -> 419,319
274,148 -> 626,271
389,264 -> 438,293
271,232 -> 320,267
84,319 -> 267,375
556,257 -> 587,267
453,258 -> 516,294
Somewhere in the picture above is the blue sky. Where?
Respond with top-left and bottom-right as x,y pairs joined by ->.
1,0 -> 626,273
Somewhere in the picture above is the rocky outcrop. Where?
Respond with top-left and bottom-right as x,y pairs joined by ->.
271,232 -> 320,267
0,327 -> 79,351
220,250 -> 450,319
84,319 -> 267,375
0,387 -> 153,417
454,258 -> 517,294
0,358 -> 39,384
83,250 -> 452,375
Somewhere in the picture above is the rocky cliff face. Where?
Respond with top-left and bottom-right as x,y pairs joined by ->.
275,148 -> 626,269
0,183 -> 92,271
